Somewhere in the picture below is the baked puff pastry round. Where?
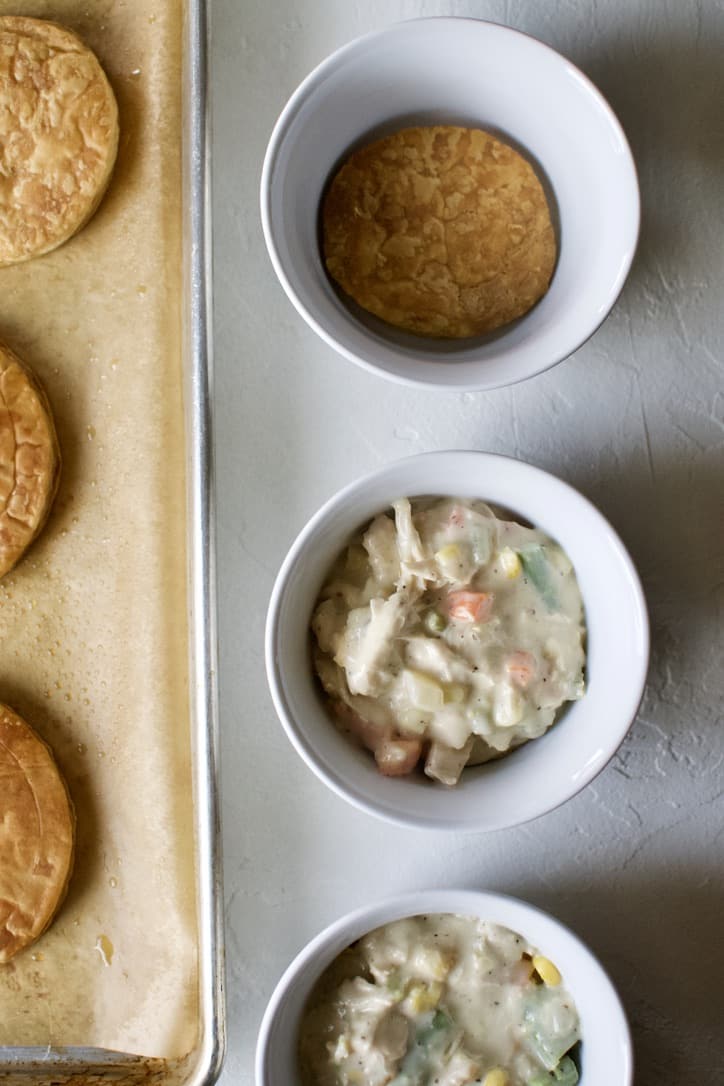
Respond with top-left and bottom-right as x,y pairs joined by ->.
0,704 -> 75,963
323,125 -> 556,339
0,340 -> 60,579
0,16 -> 119,266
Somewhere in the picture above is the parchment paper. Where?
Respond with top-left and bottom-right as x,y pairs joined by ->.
0,0 -> 199,1059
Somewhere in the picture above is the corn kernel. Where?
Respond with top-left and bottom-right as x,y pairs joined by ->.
435,543 -> 470,580
533,955 -> 562,986
483,1069 -> 509,1086
435,543 -> 462,563
407,981 -> 442,1013
499,547 -> 521,578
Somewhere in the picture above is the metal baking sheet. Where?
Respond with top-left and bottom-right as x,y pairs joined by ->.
0,0 -> 223,1081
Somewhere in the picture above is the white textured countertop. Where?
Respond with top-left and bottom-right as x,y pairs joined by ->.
211,1 -> 724,1082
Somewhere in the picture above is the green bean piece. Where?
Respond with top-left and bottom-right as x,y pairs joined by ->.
522,994 -> 579,1069
389,1009 -> 455,1086
518,544 -> 558,611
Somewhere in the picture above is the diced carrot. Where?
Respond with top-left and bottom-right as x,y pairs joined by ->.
446,590 -> 494,623
505,650 -> 537,688
375,737 -> 423,776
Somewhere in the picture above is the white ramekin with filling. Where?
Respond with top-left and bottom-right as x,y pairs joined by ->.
265,450 -> 649,833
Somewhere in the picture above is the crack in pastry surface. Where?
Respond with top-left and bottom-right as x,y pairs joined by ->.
0,15 -> 119,266
323,125 -> 556,338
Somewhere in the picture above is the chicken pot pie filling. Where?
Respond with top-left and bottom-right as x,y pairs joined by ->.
299,914 -> 581,1086
312,498 -> 585,785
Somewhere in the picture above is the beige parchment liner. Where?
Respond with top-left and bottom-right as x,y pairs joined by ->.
0,0 -> 198,1060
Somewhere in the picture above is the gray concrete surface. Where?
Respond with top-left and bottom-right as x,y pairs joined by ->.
211,1 -> 724,1081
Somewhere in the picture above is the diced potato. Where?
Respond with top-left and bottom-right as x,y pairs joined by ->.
396,708 -> 432,736
470,707 -> 493,737
402,669 -> 444,712
570,674 -> 585,700
424,737 -> 474,786
443,682 -> 468,704
429,705 -> 470,750
493,682 -> 525,728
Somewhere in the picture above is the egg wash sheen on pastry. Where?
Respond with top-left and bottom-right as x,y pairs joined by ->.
299,913 -> 581,1086
312,498 -> 585,785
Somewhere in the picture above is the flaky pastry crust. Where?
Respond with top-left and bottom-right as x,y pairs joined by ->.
323,125 -> 556,338
0,703 -> 75,964
0,16 -> 119,266
0,340 -> 60,579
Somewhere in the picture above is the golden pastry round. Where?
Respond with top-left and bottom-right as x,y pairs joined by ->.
0,704 -> 75,963
0,340 -> 60,579
0,16 -> 119,267
322,125 -> 556,338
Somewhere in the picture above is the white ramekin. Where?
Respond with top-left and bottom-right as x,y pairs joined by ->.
265,451 -> 649,832
256,888 -> 633,1086
261,17 -> 640,391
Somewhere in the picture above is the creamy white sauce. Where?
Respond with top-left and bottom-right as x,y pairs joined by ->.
299,914 -> 581,1086
311,498 -> 586,785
